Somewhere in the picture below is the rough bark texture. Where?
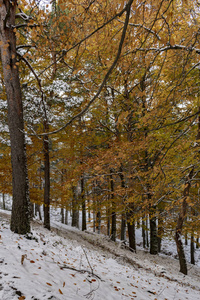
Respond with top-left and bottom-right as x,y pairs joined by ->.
175,168 -> 194,275
0,0 -> 30,234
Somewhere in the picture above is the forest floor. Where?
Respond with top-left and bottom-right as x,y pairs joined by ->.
0,209 -> 200,300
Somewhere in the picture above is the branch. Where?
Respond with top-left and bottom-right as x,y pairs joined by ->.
36,1 -> 131,79
37,0 -> 134,136
13,23 -> 40,29
125,43 -> 200,56
16,45 -> 34,50
59,265 -> 102,281
118,19 -> 161,40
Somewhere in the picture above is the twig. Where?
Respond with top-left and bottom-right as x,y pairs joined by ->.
82,246 -> 93,275
59,264 -> 102,281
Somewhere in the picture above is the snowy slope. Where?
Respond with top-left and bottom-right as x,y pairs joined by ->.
0,211 -> 200,300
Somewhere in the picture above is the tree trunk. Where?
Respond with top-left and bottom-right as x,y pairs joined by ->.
146,217 -> 149,248
61,208 -> 64,224
191,233 -> 195,265
142,218 -> 146,248
127,217 -> 136,252
81,175 -> 86,231
2,194 -> 6,210
110,172 -> 116,241
0,1 -> 30,234
175,167 -> 194,275
119,166 -> 126,241
106,203 -> 111,236
158,209 -> 164,252
43,128 -> 50,230
65,209 -> 68,225
196,237 -> 199,249
150,214 -> 158,254
96,210 -> 101,234
72,186 -> 79,228
121,213 -> 126,241
149,192 -> 158,255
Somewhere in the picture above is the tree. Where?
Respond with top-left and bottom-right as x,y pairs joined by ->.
0,0 -> 30,233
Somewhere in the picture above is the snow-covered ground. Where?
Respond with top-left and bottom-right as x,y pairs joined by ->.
0,209 -> 200,300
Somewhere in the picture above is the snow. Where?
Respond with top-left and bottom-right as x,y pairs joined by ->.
0,210 -> 200,300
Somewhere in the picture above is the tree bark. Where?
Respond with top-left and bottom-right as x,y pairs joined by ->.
110,171 -> 116,241
175,167 -> 194,275
61,208 -> 64,224
65,209 -> 68,225
2,194 -> 5,210
127,211 -> 136,252
142,218 -> 146,248
150,213 -> 158,254
0,1 -> 30,234
121,214 -> 126,241
43,127 -> 50,230
72,186 -> 79,228
81,175 -> 87,231
191,233 -> 195,265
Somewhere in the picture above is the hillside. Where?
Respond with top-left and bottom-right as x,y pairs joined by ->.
0,210 -> 200,300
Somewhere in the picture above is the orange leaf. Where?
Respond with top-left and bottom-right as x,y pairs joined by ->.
59,289 -> 63,294
46,283 -> 52,286
30,260 -> 35,263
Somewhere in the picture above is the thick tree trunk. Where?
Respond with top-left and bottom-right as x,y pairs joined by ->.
127,217 -> 136,252
0,1 -> 30,234
126,204 -> 136,252
175,167 -> 194,275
